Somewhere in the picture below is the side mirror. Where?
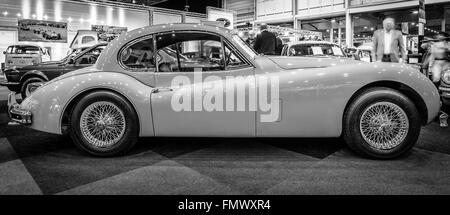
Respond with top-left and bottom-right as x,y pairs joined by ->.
3,51 -> 6,55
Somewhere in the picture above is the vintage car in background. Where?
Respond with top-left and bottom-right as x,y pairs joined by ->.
344,46 -> 357,55
43,31 -> 62,40
355,45 -> 373,62
8,23 -> 440,159
69,30 -> 99,54
281,41 -> 348,58
438,62 -> 450,109
3,45 -> 51,70
1,43 -> 107,98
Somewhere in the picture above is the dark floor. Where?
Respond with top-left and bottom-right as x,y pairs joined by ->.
0,86 -> 449,195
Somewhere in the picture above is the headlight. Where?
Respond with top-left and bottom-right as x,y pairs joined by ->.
442,69 -> 450,84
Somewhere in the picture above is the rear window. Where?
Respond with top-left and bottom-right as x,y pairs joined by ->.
82,36 -> 96,44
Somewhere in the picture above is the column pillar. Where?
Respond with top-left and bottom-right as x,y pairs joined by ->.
345,11 -> 352,47
443,8 -> 447,32
330,27 -> 334,42
338,27 -> 342,45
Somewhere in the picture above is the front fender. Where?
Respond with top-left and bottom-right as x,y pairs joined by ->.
20,70 -> 49,82
319,63 -> 440,133
20,71 -> 154,136
258,61 -> 440,137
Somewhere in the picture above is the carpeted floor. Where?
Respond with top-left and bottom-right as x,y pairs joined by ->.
0,86 -> 449,195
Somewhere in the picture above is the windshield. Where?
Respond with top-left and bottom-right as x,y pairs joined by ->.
232,35 -> 257,58
7,46 -> 40,54
287,44 -> 345,57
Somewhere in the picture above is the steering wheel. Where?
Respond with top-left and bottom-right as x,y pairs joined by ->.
89,55 -> 98,64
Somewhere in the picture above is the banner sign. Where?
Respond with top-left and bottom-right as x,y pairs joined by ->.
91,25 -> 128,42
18,19 -> 67,43
268,25 -> 322,39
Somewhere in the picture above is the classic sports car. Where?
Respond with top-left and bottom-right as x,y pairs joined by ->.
8,23 -> 440,159
1,43 -> 107,98
438,62 -> 450,108
281,41 -> 347,58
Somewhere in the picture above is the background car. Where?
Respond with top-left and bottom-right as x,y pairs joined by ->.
8,24 -> 440,159
281,41 -> 347,58
1,43 -> 107,98
69,30 -> 100,53
355,45 -> 373,62
3,45 -> 51,69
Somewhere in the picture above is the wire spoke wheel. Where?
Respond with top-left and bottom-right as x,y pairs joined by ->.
359,102 -> 409,150
79,101 -> 126,148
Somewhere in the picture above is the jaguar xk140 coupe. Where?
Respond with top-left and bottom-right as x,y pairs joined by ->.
8,23 -> 440,159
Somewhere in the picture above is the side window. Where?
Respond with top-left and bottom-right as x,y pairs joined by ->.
6,46 -> 13,54
120,36 -> 156,72
156,32 -> 225,72
224,43 -> 249,68
76,46 -> 105,65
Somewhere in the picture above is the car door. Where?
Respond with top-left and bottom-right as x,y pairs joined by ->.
150,31 -> 256,137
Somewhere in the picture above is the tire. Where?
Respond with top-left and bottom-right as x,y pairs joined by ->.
69,91 -> 139,157
21,77 -> 45,99
343,87 -> 421,159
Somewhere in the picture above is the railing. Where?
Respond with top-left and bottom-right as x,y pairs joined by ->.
349,0 -> 415,7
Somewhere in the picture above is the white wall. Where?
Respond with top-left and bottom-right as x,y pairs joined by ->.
153,12 -> 182,25
0,0 -> 150,61
297,0 -> 345,18
256,0 -> 293,22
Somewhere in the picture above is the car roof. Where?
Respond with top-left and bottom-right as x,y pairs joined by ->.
286,41 -> 339,46
8,44 -> 41,48
357,46 -> 373,50
118,23 -> 232,40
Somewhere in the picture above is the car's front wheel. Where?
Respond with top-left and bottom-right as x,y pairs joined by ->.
343,87 -> 421,159
69,91 -> 139,157
21,77 -> 45,99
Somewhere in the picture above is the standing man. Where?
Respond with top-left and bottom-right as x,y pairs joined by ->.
253,23 -> 276,55
372,17 -> 406,63
275,33 -> 284,55
246,30 -> 256,47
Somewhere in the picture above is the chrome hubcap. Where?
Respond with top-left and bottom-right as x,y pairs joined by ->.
359,102 -> 409,150
80,101 -> 126,148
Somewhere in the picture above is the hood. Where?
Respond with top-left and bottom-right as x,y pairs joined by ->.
267,56 -> 363,70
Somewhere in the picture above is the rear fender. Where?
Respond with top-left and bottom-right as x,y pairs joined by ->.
20,71 -> 154,136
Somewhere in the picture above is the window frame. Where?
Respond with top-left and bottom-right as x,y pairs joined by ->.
222,39 -> 252,70
153,30 -> 255,73
117,35 -> 157,72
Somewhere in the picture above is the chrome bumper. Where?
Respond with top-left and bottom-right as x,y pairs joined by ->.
7,93 -> 32,125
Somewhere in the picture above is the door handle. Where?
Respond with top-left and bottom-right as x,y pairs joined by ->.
152,87 -> 173,93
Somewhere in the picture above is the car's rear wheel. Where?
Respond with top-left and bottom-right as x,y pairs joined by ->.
343,87 -> 421,159
21,77 -> 45,99
69,91 -> 139,157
